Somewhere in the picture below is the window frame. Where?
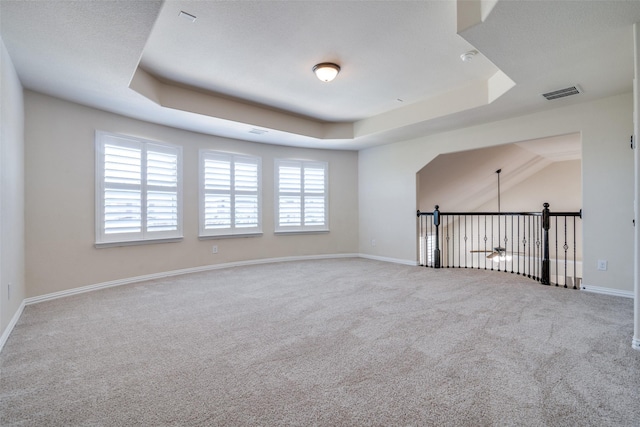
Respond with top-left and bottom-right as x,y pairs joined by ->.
199,150 -> 262,238
274,159 -> 329,234
95,131 -> 183,247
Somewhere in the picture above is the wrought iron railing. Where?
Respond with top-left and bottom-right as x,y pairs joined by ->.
417,203 -> 582,288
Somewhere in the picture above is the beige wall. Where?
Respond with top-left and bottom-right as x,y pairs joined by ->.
24,92 -> 359,298
476,160 -> 582,212
0,38 -> 26,337
359,93 -> 633,292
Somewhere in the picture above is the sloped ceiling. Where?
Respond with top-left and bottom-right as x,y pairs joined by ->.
1,1 -> 639,150
418,133 -> 581,212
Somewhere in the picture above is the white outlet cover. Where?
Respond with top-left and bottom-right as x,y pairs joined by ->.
597,260 -> 607,271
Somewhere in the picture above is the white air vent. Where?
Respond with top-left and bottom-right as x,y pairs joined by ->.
542,86 -> 581,101
179,11 -> 197,23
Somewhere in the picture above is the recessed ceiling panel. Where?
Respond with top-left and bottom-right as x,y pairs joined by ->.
139,1 -> 498,122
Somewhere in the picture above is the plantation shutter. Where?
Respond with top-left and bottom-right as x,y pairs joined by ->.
200,151 -> 261,237
146,144 -> 179,233
103,142 -> 142,234
96,132 -> 182,245
275,160 -> 328,232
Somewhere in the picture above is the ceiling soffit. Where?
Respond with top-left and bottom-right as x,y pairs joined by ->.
130,0 -> 514,142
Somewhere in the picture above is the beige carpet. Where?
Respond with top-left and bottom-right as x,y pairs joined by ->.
1,258 -> 639,426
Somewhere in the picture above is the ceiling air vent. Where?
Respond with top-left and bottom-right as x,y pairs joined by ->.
249,128 -> 268,135
542,86 -> 581,101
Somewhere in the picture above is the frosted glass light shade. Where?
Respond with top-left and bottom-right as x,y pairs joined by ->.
313,63 -> 340,82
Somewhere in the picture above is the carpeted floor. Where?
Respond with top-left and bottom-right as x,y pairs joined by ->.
1,258 -> 639,426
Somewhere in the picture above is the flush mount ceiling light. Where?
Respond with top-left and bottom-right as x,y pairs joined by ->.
313,63 -> 341,82
460,50 -> 478,62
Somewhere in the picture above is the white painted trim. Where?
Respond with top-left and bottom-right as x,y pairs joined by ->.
581,284 -> 634,299
358,253 -> 419,266
24,253 -> 360,305
0,299 -> 25,353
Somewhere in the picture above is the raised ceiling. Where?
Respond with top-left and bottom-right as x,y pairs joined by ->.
1,1 -> 640,150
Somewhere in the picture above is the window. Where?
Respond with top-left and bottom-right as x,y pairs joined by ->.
426,234 -> 435,264
275,159 -> 328,233
95,131 -> 182,246
200,151 -> 261,237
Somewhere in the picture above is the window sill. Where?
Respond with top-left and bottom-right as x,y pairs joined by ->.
274,229 -> 329,236
199,232 -> 263,240
95,237 -> 183,249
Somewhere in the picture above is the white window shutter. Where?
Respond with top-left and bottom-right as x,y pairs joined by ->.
96,132 -> 183,245
275,160 -> 328,233
200,151 -> 262,237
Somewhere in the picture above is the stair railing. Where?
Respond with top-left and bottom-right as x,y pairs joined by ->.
417,203 -> 582,288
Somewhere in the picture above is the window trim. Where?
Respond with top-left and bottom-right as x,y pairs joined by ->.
95,131 -> 183,246
274,159 -> 329,234
199,150 -> 262,238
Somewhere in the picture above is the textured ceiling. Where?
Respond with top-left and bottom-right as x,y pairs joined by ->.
1,1 -> 640,150
140,1 -> 497,122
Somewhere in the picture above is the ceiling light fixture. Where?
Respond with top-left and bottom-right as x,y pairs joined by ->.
313,63 -> 340,82
460,50 -> 478,62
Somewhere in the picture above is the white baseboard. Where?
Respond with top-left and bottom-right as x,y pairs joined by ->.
0,299 -> 25,353
24,253 -> 361,306
580,284 -> 634,299
4,253 -> 417,353
358,253 -> 418,266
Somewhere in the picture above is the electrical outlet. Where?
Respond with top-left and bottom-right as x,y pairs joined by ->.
212,245 -> 218,254
597,260 -> 608,271
371,239 -> 376,247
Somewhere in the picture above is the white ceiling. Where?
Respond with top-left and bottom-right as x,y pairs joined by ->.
1,1 -> 640,150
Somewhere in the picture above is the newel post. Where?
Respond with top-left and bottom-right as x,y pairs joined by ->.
541,202 -> 551,285
433,205 -> 441,268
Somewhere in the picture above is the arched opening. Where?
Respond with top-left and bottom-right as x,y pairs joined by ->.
416,133 -> 582,286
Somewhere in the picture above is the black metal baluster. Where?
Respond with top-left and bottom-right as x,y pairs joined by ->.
420,213 -> 424,267
517,216 -> 521,275
419,211 -> 424,266
477,215 -> 481,269
484,215 -> 488,270
564,216 -> 569,288
528,216 -> 532,279
464,215 -> 473,268
452,215 -> 456,268
510,215 -> 514,273
503,214 -> 508,273
445,215 -> 450,268
464,215 -> 468,268
573,216 -> 578,289
430,217 -> 434,268
535,215 -> 540,282
555,216 -> 559,286
524,216 -> 528,278
491,215 -> 500,271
